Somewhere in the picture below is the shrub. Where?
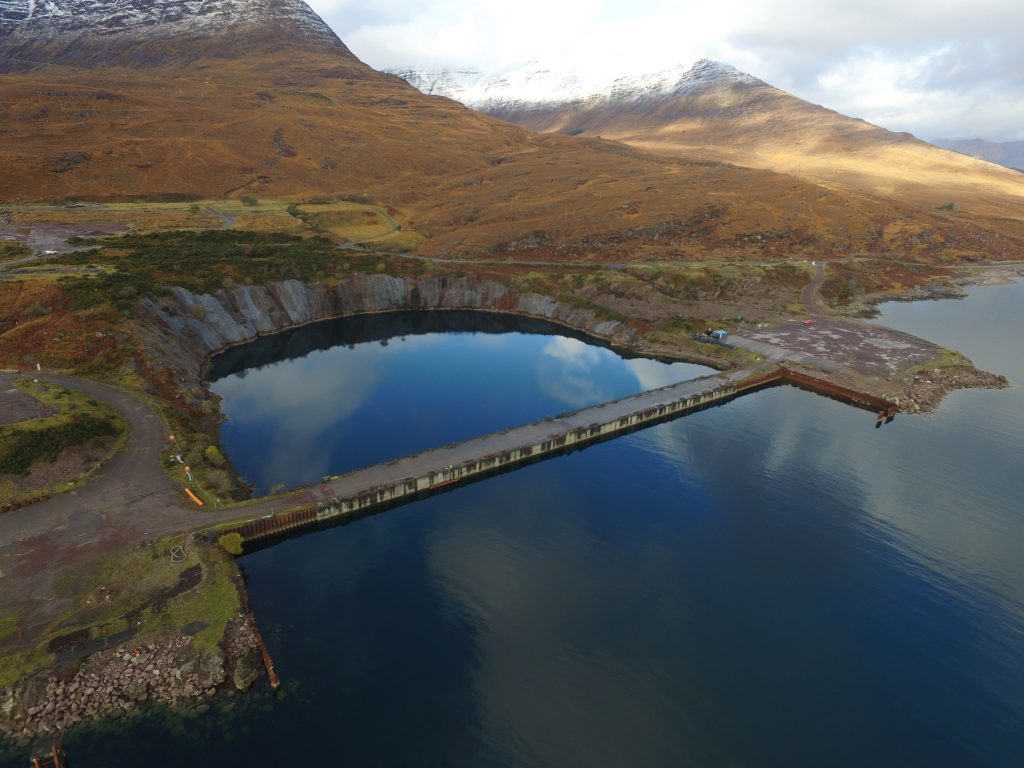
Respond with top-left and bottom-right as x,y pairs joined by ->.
203,445 -> 226,467
59,229 -> 347,311
217,532 -> 244,555
25,302 -> 51,318
239,195 -> 258,207
0,241 -> 32,261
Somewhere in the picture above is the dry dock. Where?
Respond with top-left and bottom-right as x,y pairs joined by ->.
225,365 -> 896,545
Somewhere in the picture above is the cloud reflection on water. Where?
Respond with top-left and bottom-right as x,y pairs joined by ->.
212,328 -> 702,494
212,335 -> 442,491
537,337 -> 609,408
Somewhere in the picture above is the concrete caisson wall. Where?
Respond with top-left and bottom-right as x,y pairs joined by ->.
227,370 -> 752,544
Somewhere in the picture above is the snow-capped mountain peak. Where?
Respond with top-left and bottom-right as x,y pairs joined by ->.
0,0 -> 347,69
1,0 -> 337,40
391,59 -> 764,112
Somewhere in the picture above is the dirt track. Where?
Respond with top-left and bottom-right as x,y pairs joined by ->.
0,374 -> 196,637
802,260 -> 825,316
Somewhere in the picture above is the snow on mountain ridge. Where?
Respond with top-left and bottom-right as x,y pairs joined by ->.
0,0 -> 339,46
392,59 -> 763,112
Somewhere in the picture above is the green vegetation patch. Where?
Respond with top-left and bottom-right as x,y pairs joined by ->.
59,229 -> 345,312
158,549 -> 240,653
0,614 -> 19,644
903,347 -> 971,377
0,414 -> 118,475
0,381 -> 125,477
0,241 -> 32,263
0,646 -> 53,690
294,201 -> 400,243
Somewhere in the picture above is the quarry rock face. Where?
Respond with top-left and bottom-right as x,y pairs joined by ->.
138,274 -> 639,392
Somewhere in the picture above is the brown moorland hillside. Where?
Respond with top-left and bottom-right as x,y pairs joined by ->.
470,62 -> 1024,238
1,6 -> 1022,265
4,54 -> 1023,266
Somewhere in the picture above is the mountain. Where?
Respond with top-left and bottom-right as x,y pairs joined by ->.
932,139 -> 1024,172
395,60 -> 1024,223
394,59 -> 764,115
0,0 -> 349,69
1,3 -> 1023,264
0,0 -> 529,205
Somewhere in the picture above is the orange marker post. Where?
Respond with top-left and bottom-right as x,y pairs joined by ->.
184,487 -> 204,507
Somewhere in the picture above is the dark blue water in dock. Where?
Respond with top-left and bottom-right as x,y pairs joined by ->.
208,311 -> 707,496
31,285 -> 1024,766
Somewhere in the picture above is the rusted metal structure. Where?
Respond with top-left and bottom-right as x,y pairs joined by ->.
29,740 -> 64,768
232,571 -> 281,690
736,366 -> 898,418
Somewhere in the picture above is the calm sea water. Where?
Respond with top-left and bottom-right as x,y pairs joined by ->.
11,285 -> 1024,767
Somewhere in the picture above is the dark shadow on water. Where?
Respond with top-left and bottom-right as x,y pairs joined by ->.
208,309 -> 659,381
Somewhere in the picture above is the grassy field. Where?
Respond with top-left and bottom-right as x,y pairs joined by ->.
2,198 -> 425,249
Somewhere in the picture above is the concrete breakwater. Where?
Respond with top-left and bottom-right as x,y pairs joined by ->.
222,365 -> 895,546
224,368 -> 751,543
136,274 -> 641,398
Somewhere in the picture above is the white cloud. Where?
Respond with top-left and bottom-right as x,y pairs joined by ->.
308,0 -> 1024,141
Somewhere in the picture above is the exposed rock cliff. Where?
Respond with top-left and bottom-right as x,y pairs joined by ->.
137,274 -> 639,401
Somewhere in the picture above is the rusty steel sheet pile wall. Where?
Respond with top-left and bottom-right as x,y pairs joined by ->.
778,368 -> 898,416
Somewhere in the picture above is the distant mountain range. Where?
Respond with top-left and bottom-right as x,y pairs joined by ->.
392,59 -> 762,114
393,60 -> 1024,223
932,139 -> 1024,172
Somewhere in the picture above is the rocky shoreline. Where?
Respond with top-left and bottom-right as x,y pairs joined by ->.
888,366 -> 1009,413
0,612 -> 262,741
835,263 -> 1023,318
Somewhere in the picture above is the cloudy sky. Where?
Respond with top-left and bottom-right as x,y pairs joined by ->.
306,0 -> 1024,142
